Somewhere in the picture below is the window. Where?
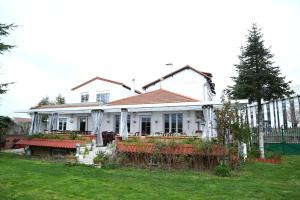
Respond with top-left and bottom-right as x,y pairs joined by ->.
115,115 -> 130,132
81,94 -> 89,102
58,118 -> 67,131
164,113 -> 183,133
96,93 -> 110,104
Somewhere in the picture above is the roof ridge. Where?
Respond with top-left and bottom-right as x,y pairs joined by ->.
142,65 -> 213,90
71,76 -> 141,93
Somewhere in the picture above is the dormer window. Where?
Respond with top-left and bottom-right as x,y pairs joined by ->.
96,93 -> 110,104
81,94 -> 89,102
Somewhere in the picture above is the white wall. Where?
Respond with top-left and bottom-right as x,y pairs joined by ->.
144,69 -> 212,101
65,79 -> 136,103
99,110 -> 202,136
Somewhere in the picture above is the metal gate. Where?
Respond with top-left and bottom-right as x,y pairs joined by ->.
252,128 -> 300,155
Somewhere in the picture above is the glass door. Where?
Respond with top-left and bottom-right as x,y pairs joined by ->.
140,116 -> 151,136
79,117 -> 88,132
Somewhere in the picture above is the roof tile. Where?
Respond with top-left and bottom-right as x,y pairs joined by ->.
108,89 -> 198,106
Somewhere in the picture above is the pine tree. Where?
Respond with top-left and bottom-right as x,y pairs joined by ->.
228,24 -> 293,158
0,23 -> 17,94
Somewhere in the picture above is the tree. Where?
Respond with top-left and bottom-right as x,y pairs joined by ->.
37,97 -> 52,107
55,94 -> 65,104
227,24 -> 294,158
35,94 -> 66,107
0,116 -> 15,150
0,23 -> 17,94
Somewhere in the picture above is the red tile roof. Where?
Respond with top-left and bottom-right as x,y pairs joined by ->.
142,65 -> 215,94
71,76 -> 141,94
15,138 -> 85,149
108,89 -> 198,106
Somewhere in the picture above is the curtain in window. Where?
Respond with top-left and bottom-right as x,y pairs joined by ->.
92,110 -> 103,146
29,112 -> 42,135
51,113 -> 58,131
47,114 -> 53,132
29,112 -> 37,135
120,109 -> 128,140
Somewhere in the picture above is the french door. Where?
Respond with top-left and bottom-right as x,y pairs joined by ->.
140,116 -> 151,136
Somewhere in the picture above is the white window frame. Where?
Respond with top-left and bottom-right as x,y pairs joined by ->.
58,118 -> 67,131
163,113 -> 183,133
96,92 -> 110,104
81,93 -> 89,103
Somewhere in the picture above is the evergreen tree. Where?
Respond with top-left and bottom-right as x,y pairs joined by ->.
227,24 -> 293,158
55,94 -> 65,104
37,97 -> 52,107
0,23 -> 17,94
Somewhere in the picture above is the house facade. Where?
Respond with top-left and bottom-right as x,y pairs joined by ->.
27,65 -> 219,145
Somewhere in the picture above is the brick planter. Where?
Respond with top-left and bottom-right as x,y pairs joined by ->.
116,142 -> 225,156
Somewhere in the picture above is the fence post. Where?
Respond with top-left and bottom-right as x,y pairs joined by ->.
281,128 -> 285,155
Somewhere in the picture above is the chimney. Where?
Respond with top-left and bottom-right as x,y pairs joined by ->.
131,78 -> 135,95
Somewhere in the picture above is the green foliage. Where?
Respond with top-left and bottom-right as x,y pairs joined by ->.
35,94 -> 66,108
231,122 -> 251,144
214,163 -> 231,177
93,152 -> 109,165
228,23 -> 293,103
248,147 -> 260,158
68,132 -> 79,140
0,23 -> 17,94
227,24 -> 293,158
0,23 -> 17,54
0,116 -> 15,135
55,94 -> 65,104
37,97 -> 53,107
214,97 -> 235,145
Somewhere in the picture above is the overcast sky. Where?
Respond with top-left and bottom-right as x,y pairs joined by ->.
0,0 -> 300,118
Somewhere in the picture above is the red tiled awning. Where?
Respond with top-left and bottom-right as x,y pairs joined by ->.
15,139 -> 84,149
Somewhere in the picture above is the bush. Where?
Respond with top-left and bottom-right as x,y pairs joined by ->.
93,152 -> 108,165
248,147 -> 260,158
214,163 -> 231,177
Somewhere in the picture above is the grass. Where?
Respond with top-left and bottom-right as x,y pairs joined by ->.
0,153 -> 300,200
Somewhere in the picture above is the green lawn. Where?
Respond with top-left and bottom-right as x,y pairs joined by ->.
0,153 -> 299,200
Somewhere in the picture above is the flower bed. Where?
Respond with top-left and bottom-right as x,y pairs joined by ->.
248,158 -> 281,164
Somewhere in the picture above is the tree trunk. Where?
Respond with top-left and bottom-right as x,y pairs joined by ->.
257,100 -> 265,158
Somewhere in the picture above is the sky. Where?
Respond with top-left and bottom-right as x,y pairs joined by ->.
0,0 -> 300,118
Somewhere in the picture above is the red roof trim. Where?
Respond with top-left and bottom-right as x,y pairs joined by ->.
15,139 -> 85,149
71,76 -> 141,94
142,65 -> 213,90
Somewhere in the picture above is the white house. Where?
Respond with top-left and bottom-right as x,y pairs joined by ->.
27,65 -> 220,145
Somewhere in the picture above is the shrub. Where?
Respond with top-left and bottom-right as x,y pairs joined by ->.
214,163 -> 231,177
68,132 -> 79,140
248,147 -> 260,158
93,152 -> 108,165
